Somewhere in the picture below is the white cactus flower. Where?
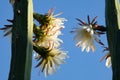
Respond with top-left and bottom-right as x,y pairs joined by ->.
34,47 -> 68,77
73,25 -> 96,52
72,16 -> 106,53
34,8 -> 67,49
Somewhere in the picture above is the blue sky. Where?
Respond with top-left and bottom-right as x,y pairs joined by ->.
0,0 -> 112,80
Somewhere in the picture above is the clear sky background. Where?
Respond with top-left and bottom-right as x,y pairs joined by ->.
0,0 -> 112,80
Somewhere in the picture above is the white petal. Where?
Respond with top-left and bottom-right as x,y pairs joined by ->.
44,64 -> 48,77
54,56 -> 65,65
106,57 -> 111,68
86,47 -> 90,52
81,46 -> 85,52
47,60 -> 53,76
49,57 -> 57,73
57,52 -> 68,59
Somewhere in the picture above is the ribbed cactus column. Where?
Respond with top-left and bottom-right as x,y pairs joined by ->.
8,0 -> 33,80
105,0 -> 120,80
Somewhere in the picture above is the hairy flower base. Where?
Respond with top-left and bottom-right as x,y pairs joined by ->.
33,45 -> 68,77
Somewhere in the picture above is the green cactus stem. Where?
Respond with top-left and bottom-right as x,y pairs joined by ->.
105,0 -> 120,79
8,0 -> 33,80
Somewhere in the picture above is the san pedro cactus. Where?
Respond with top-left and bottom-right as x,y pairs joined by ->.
8,0 -> 33,80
